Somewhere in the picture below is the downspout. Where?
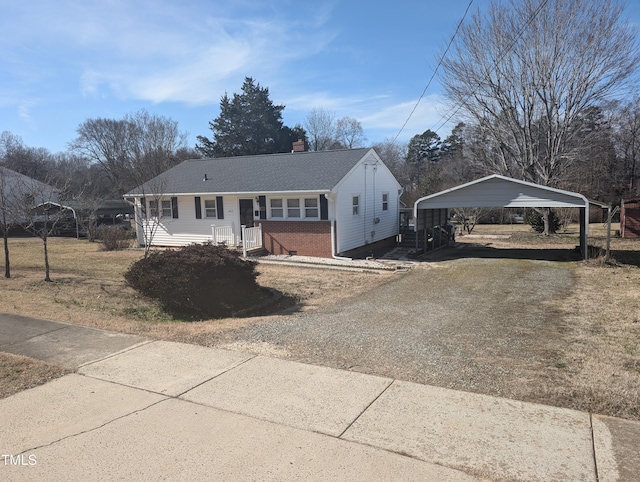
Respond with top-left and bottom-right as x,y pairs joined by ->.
363,164 -> 367,244
325,193 -> 351,261
397,186 -> 404,244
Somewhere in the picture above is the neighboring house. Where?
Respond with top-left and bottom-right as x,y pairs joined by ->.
125,148 -> 402,258
0,166 -> 59,227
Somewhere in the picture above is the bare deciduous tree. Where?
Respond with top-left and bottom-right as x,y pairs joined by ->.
0,168 -> 14,278
452,207 -> 487,234
440,0 -> 639,233
8,172 -> 64,282
126,176 -> 169,258
304,108 -> 337,151
336,116 -> 366,148
71,109 -> 188,196
614,97 -> 640,193
0,131 -> 54,181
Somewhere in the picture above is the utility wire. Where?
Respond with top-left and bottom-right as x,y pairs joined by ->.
390,0 -> 475,146
430,0 -> 551,135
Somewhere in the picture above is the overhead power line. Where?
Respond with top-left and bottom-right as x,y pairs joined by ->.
430,0 -> 551,135
390,0 -> 475,146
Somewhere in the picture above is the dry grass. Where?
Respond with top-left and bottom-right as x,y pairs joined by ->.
1,229 -> 639,421
455,222 -> 640,419
0,353 -> 72,399
0,236 -> 394,344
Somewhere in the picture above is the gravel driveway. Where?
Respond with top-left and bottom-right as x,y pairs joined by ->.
214,255 -> 574,400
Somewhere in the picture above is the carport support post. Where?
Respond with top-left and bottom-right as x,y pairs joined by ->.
580,207 -> 588,260
606,205 -> 612,262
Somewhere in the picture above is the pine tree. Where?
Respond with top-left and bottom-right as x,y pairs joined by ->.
196,77 -> 305,157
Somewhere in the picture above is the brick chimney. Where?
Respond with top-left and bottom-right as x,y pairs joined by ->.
292,138 -> 308,152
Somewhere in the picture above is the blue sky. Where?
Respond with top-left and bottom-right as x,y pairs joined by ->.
2,0 -> 639,154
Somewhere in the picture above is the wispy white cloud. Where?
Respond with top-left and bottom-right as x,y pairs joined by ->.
80,70 -> 100,96
1,1 -> 338,105
360,94 -> 454,137
17,99 -> 39,128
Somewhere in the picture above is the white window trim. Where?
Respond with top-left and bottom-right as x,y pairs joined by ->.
304,197 -> 319,218
204,199 -> 217,218
286,198 -> 301,218
148,200 -> 170,219
160,200 -> 172,218
352,194 -> 360,216
268,196 -> 321,220
270,198 -> 284,218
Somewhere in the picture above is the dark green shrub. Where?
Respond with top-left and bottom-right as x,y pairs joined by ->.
124,243 -> 261,319
524,209 -> 561,234
98,226 -> 133,251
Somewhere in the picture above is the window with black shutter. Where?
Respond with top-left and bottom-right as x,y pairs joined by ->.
216,196 -> 224,219
171,197 -> 179,218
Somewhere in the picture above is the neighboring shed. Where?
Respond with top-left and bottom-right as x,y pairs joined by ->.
620,198 -> 640,238
0,166 -> 59,226
125,148 -> 402,258
414,175 -> 591,259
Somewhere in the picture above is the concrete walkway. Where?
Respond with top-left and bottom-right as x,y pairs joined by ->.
1,313 -> 639,481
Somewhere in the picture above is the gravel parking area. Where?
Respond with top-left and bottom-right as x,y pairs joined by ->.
215,253 -> 574,400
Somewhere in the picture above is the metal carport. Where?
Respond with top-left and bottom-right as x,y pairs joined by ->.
413,174 -> 590,259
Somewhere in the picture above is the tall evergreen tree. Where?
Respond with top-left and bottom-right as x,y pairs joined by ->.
196,77 -> 305,157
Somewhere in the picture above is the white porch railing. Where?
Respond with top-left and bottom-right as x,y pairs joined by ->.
211,224 -> 236,246
241,223 -> 263,257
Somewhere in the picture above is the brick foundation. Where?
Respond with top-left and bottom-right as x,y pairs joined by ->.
261,220 -> 333,258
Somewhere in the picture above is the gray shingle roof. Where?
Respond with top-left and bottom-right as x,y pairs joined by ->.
0,166 -> 59,204
126,148 -> 373,195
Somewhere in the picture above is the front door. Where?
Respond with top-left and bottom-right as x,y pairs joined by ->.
239,199 -> 254,228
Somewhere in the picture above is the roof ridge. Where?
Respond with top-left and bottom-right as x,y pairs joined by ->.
185,147 -> 370,163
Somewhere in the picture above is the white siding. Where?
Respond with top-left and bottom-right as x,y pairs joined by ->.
136,195 -> 241,247
130,148 -> 402,255
333,151 -> 401,254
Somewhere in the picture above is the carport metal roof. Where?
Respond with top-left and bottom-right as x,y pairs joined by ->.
413,174 -> 590,259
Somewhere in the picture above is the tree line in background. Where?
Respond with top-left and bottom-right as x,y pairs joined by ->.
384,95 -> 640,208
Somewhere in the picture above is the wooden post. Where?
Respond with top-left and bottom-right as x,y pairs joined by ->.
241,225 -> 247,257
605,206 -> 620,262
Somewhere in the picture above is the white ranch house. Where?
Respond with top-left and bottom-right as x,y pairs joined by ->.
125,148 -> 402,258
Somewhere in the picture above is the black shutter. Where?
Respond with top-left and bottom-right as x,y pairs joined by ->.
258,195 -> 267,220
171,197 -> 179,218
194,197 -> 202,219
216,196 -> 224,219
320,194 -> 328,220
140,197 -> 146,217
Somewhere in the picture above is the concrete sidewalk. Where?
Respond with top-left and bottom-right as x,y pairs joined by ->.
1,313 -> 639,481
